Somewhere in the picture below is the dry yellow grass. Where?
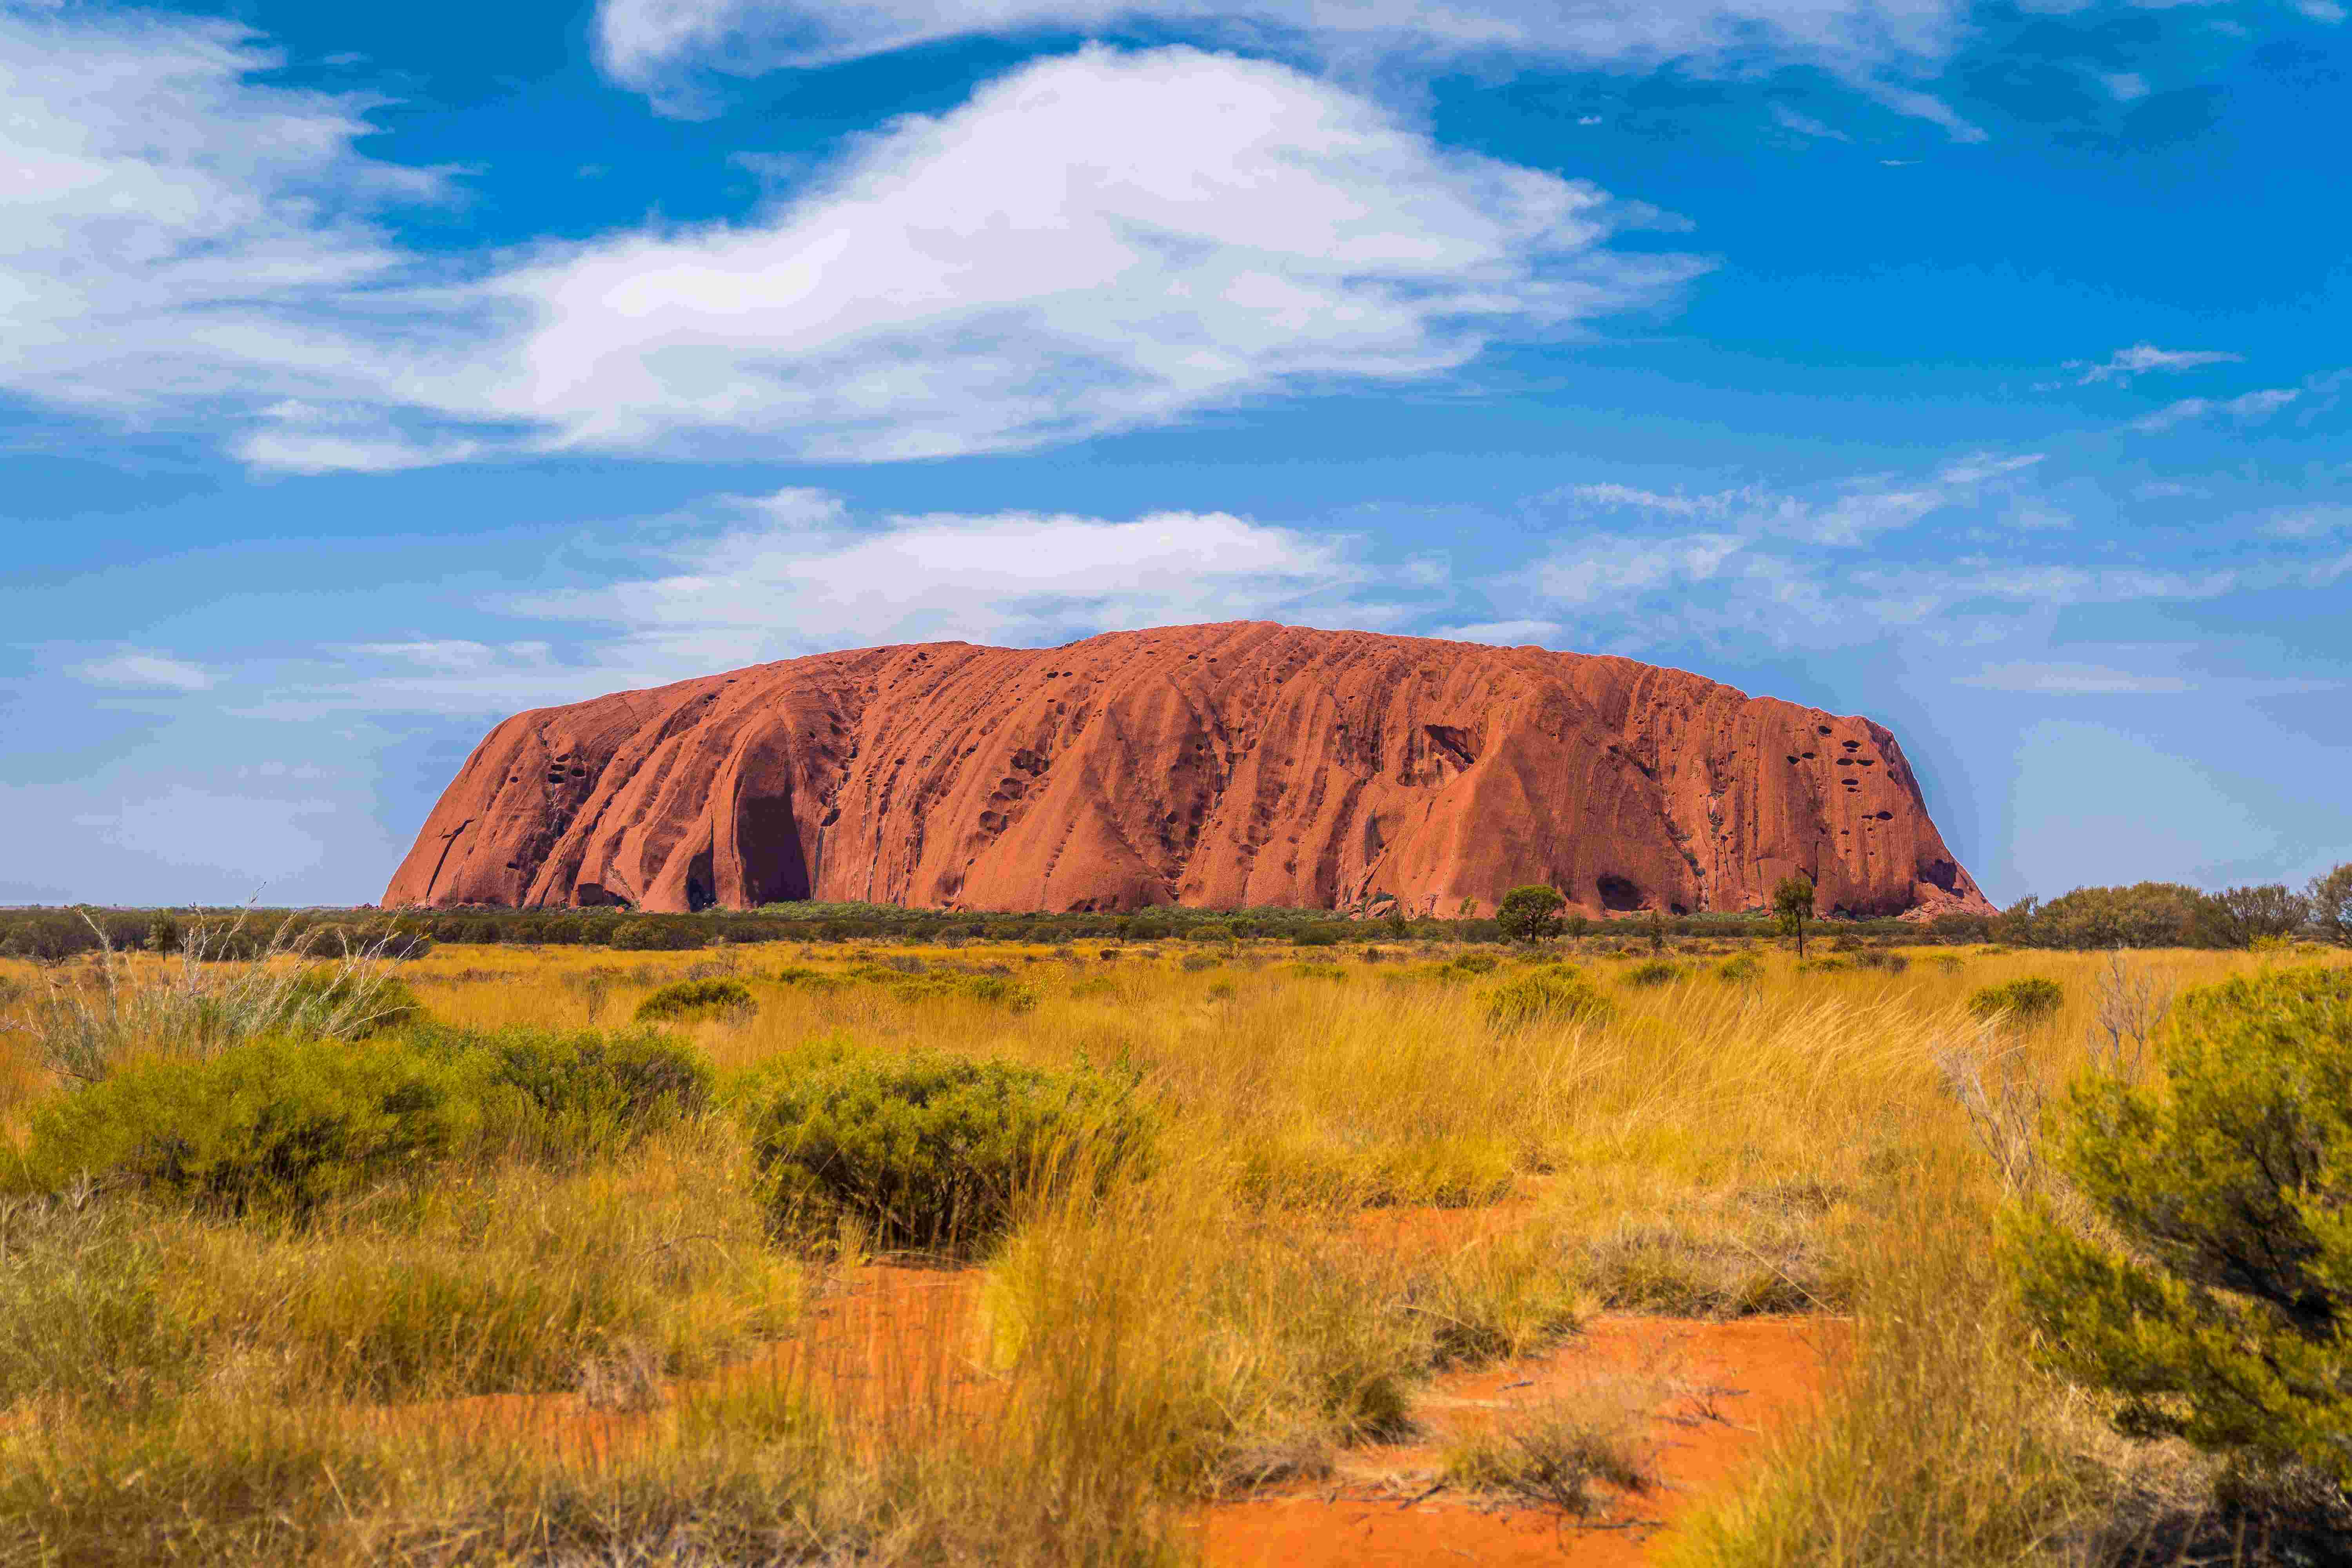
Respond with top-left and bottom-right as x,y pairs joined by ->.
0,933 -> 2341,1565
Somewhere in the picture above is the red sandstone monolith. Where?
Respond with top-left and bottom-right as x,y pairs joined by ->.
383,622 -> 1992,920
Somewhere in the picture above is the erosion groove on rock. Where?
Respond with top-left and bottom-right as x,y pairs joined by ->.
383,622 -> 1993,919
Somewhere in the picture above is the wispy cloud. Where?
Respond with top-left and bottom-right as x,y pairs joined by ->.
2067,343 -> 2243,386
69,652 -> 218,693
594,0 -> 1978,129
1958,661 -> 2191,695
1770,103 -> 1850,140
1546,452 -> 2044,546
2133,387 -> 2301,434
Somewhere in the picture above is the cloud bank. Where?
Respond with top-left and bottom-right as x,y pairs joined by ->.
0,12 -> 1700,472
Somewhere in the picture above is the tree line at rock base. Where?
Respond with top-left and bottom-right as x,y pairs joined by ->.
2,864 -> 2345,962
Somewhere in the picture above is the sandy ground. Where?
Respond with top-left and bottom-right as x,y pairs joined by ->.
369,1255 -> 1834,1566
1198,1313 -> 1833,1567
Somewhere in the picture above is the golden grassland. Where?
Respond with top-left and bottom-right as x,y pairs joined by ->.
0,932 -> 2338,1566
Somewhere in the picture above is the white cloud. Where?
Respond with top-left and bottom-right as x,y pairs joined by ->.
595,0 -> 1975,125
453,47 -> 1701,465
232,403 -> 483,474
2132,387 -> 2301,433
1,24 -> 1700,472
2100,72 -> 2149,102
1532,532 -> 1745,604
0,6 -> 450,424
516,495 -> 1380,650
249,490 -> 1406,717
70,651 -> 217,692
2068,343 -> 2242,385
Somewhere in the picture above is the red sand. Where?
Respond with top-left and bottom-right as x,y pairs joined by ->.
341,1253 -> 1835,1566
1201,1315 -> 1836,1568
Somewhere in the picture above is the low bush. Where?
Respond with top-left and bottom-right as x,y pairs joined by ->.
774,964 -> 846,992
2006,965 -> 2352,1488
633,977 -> 756,1023
1850,949 -> 1910,975
735,1040 -> 1155,1254
1966,977 -> 2065,1024
1716,955 -> 1764,984
16,1037 -> 470,1220
1485,966 -> 1615,1030
1621,959 -> 1684,989
407,1021 -> 713,1161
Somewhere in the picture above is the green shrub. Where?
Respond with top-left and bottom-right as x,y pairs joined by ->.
1485,967 -> 1615,1030
734,1040 -> 1154,1254
18,1037 -> 470,1220
407,1022 -> 711,1160
774,965 -> 846,992
1621,959 -> 1684,989
634,977 -> 756,1023
1967,977 -> 2065,1024
2006,966 -> 2352,1487
1446,953 -> 1501,977
1715,955 -> 1764,984
883,973 -> 1041,1011
1286,963 -> 1348,982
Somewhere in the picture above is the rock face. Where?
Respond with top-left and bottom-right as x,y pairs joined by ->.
383,622 -> 1993,920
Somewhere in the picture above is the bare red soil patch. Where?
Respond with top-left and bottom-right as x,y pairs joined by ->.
1200,1314 -> 1834,1568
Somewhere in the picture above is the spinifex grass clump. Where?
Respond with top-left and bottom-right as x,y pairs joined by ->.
1622,958 -> 1686,989
735,1038 -> 1154,1254
2007,965 -> 2352,1488
26,914 -> 421,1084
1484,964 -> 1615,1029
0,1186 -> 200,1414
1966,976 -> 2065,1024
633,977 -> 757,1024
1439,1388 -> 1657,1517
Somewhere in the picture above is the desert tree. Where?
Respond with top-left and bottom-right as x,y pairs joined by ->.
1496,886 -> 1566,945
1772,875 -> 1816,959
2308,862 -> 2352,946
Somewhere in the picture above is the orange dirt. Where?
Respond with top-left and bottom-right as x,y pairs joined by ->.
385,620 -> 1990,921
358,1264 -> 993,1460
333,1249 -> 1833,1567
1200,1314 -> 1836,1568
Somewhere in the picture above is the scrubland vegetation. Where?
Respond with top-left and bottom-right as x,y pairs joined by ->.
1,909 -> 2347,1564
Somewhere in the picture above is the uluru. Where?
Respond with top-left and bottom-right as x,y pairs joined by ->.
383,622 -> 1993,921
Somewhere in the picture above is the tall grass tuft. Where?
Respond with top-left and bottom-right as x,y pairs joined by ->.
25,912 -> 420,1084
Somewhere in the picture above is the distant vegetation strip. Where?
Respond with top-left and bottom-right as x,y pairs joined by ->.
2,867 -> 2344,961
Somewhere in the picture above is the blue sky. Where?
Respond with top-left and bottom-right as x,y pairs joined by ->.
4,0 -> 2347,909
